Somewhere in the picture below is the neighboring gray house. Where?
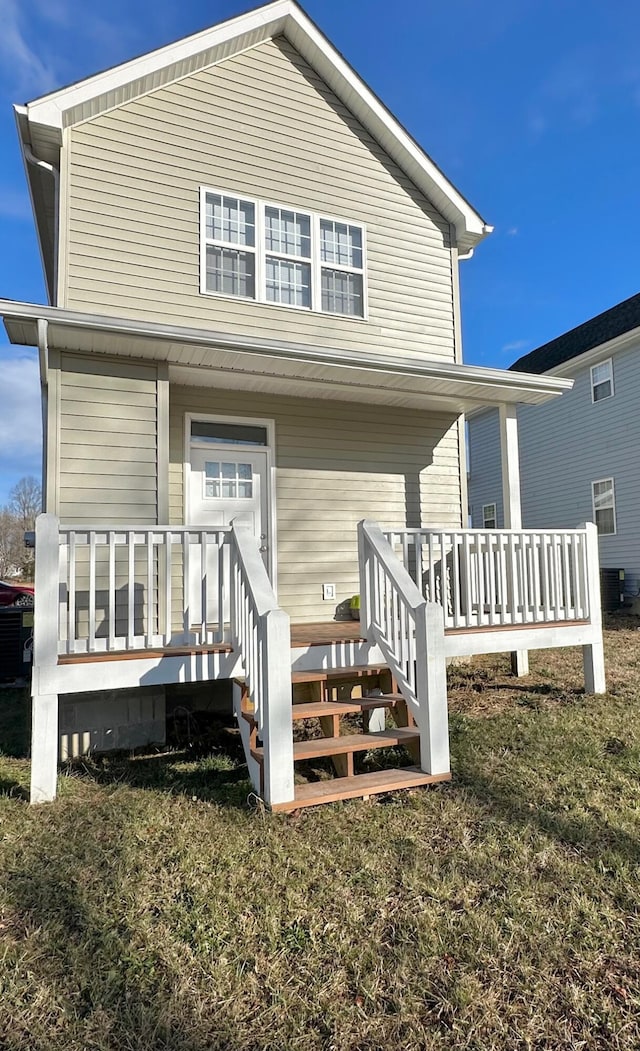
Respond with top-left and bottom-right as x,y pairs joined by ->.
469,292 -> 640,595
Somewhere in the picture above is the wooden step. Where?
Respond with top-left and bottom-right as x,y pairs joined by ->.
290,666 -> 389,684
270,766 -> 451,812
252,727 -> 418,762
241,695 -> 400,725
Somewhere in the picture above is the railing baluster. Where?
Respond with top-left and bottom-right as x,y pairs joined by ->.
200,529 -> 207,645
68,531 -> 76,653
88,530 -> 96,653
182,531 -> 190,640
164,533 -> 172,646
217,531 -> 225,645
146,532 -> 154,648
108,530 -> 116,650
127,530 -> 135,649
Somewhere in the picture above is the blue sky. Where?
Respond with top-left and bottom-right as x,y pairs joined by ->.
1,0 -> 640,502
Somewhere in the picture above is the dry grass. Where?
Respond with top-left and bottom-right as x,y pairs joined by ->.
0,621 -> 639,1049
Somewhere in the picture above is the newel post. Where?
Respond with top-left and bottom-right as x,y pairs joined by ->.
582,521 -> 606,694
261,608 -> 295,806
415,600 -> 450,776
30,513 -> 61,804
357,520 -> 373,637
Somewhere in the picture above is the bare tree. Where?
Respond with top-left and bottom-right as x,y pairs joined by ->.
0,476 -> 42,580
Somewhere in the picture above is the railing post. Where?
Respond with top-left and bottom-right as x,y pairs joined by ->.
357,520 -> 373,636
582,522 -> 606,694
260,608 -> 295,806
31,513 -> 61,803
415,600 -> 450,776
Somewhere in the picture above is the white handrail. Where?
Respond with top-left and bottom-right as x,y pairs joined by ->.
358,519 -> 450,777
54,521 -> 229,654
229,521 -> 294,806
384,526 -> 592,630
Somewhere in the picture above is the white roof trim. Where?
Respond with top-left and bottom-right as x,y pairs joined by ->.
0,300 -> 572,408
21,0 -> 490,250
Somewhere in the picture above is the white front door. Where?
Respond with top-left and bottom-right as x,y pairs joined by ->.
187,442 -> 272,627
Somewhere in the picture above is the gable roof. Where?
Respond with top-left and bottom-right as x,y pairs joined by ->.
510,291 -> 640,375
16,0 -> 491,304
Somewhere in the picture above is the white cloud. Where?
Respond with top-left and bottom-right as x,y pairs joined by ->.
0,0 -> 58,96
0,348 -> 42,503
501,339 -> 529,354
506,226 -> 519,237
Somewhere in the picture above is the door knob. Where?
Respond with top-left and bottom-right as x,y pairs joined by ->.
259,545 -> 268,553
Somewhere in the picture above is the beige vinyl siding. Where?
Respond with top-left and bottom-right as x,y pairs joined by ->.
63,36 -> 456,360
58,354 -> 159,524
170,386 -> 462,623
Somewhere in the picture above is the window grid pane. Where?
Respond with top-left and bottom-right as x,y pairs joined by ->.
265,207 -> 311,258
321,268 -> 363,316
591,360 -> 613,401
320,219 -> 362,268
206,246 -> 255,298
266,257 -> 312,307
206,194 -> 255,246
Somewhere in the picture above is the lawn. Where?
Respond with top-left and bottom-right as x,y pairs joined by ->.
0,622 -> 639,1050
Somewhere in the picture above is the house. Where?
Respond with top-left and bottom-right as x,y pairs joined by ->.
0,1 -> 606,811
468,292 -> 640,600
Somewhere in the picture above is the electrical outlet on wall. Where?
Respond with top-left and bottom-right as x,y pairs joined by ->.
322,583 -> 336,601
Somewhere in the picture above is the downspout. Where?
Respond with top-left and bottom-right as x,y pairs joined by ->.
22,144 -> 60,306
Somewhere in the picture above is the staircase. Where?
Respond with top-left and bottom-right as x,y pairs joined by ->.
238,668 -> 451,812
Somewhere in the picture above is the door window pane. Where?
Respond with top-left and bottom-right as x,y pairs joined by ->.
204,461 -> 254,499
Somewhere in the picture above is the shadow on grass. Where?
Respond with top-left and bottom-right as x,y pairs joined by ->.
453,752 -> 640,873
2,802 -> 255,1050
0,686 -> 30,759
63,747 -> 254,810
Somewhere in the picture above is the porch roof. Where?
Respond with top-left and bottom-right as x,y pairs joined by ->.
1,300 -> 572,413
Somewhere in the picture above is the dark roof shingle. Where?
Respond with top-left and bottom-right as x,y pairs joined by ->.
509,291 -> 640,375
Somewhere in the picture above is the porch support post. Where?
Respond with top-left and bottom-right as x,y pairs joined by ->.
582,522 -> 606,694
30,513 -> 61,803
499,404 -> 529,677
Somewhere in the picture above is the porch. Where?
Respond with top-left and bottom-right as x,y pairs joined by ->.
31,513 -> 605,809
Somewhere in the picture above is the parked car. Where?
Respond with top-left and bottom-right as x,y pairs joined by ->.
0,581 -> 34,608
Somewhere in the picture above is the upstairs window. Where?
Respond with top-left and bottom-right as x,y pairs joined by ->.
200,188 -> 365,318
482,503 -> 497,529
590,358 -> 613,402
592,478 -> 616,535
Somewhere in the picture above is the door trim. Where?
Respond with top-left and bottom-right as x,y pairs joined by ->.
183,412 -> 278,588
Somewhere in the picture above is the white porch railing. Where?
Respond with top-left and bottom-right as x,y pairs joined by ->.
229,521 -> 294,806
383,526 -> 596,630
358,520 -> 450,777
54,521 -> 229,654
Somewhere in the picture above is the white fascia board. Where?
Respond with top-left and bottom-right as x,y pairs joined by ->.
543,325 -> 640,378
23,0 -> 489,248
26,1 -> 291,132
0,299 -> 571,405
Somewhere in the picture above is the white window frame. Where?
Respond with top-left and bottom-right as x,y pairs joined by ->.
591,477 -> 616,536
590,358 -> 614,403
199,187 -> 367,319
482,503 -> 497,529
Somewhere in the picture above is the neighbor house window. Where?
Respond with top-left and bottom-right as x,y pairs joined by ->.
200,188 -> 365,318
592,478 -> 616,535
590,359 -> 613,402
482,503 -> 497,528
